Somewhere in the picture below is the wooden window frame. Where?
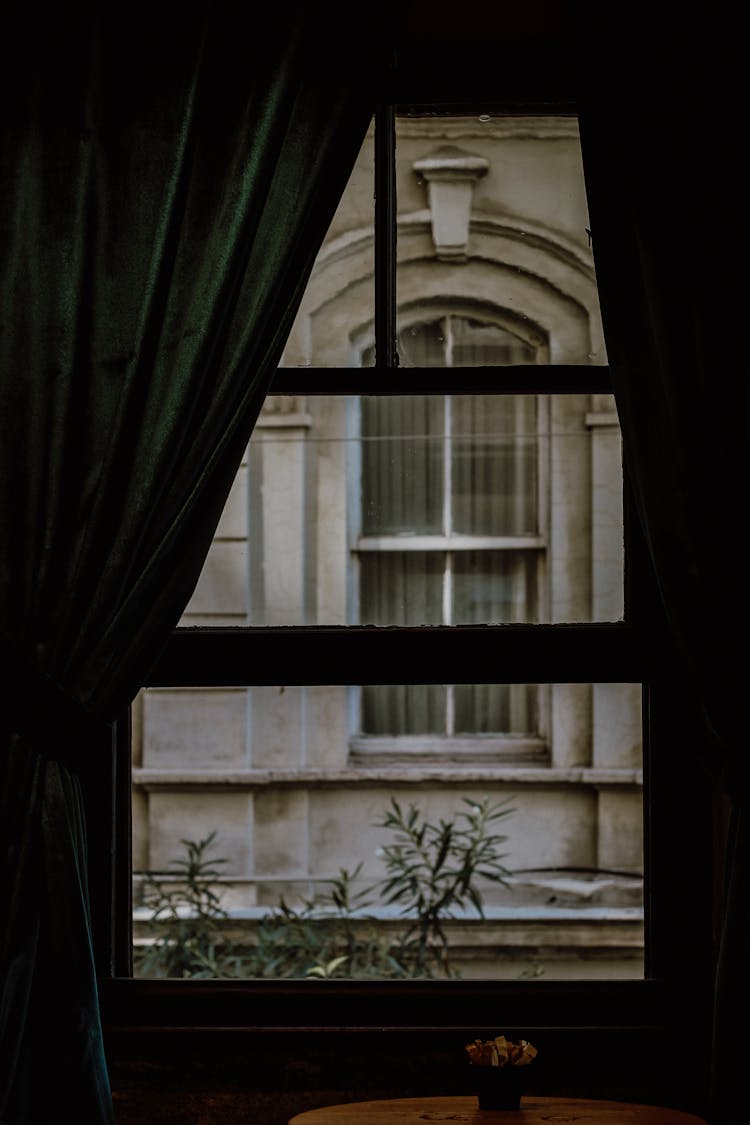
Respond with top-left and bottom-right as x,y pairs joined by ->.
91,56 -> 715,1108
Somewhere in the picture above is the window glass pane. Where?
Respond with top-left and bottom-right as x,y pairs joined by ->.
181,395 -> 625,627
451,316 -> 537,366
359,551 -> 537,735
278,121 -> 374,368
396,319 -> 446,366
452,395 -> 537,535
362,684 -> 446,736
453,551 -> 538,624
133,683 -> 643,981
279,115 -> 605,372
396,114 -> 605,367
454,684 -> 535,735
360,552 -> 443,625
361,396 -> 444,534
367,317 -> 541,369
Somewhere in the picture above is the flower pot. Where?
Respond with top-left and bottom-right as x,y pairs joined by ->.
472,1065 -> 524,1110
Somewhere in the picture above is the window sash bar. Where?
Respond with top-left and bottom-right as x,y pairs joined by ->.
270,365 -> 612,395
101,975 -> 670,1031
148,624 -> 657,687
374,105 -> 398,368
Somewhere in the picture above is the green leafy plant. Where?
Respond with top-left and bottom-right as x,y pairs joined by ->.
376,796 -> 514,978
135,832 -> 244,979
137,797 -> 515,980
517,960 -> 545,979
246,865 -> 406,980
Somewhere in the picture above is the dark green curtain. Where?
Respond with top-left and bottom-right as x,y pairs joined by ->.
0,3 -> 378,1120
578,5 -> 749,1121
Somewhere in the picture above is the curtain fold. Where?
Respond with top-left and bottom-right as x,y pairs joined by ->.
0,3 -> 378,1119
578,4 -> 749,1120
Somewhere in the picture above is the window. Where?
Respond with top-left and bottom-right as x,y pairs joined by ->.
109,93 -> 712,1065
358,317 -> 541,736
129,105 -> 652,987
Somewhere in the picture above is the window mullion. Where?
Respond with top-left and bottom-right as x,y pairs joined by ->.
375,105 -> 398,368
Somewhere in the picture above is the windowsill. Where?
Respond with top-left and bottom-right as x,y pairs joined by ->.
348,734 -> 548,766
99,975 -> 670,1034
355,534 -> 545,551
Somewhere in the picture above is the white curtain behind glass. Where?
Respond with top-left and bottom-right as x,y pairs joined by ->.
360,316 -> 540,736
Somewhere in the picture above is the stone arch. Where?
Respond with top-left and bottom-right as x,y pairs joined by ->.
281,211 -> 604,367
351,296 -> 550,364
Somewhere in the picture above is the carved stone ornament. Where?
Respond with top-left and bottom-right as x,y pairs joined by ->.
413,145 -> 489,261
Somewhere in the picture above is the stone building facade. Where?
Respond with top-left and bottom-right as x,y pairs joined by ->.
132,116 -> 644,978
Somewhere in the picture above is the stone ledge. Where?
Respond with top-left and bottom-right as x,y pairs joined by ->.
133,902 -> 644,925
254,412 -> 312,429
131,912 -> 645,978
585,411 -> 620,428
132,767 -> 643,790
396,116 -> 581,141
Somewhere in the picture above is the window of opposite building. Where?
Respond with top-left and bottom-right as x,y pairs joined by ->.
358,319 -> 541,737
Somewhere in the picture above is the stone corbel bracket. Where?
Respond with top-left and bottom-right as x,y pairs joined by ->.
413,146 -> 489,261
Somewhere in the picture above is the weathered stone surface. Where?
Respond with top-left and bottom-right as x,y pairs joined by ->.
253,789 -> 308,877
181,540 -> 248,617
597,788 -> 644,874
146,791 -> 254,877
593,683 -> 643,769
142,689 -> 248,768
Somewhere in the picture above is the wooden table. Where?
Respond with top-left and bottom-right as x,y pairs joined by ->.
289,1096 -> 708,1123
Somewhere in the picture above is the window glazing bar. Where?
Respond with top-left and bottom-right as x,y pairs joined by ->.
151,623 -> 655,687
269,366 -> 612,396
374,105 -> 398,368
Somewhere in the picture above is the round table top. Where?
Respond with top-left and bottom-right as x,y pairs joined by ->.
289,1096 -> 707,1124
